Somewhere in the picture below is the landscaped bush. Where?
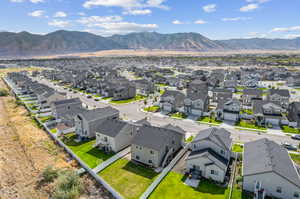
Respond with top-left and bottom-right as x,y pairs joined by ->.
144,106 -> 160,112
281,125 -> 300,134
0,89 -> 9,96
171,112 -> 187,119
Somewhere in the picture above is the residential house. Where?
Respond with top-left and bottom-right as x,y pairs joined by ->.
160,90 -> 185,113
216,98 -> 241,122
253,100 -> 285,126
243,138 -> 300,199
134,79 -> 155,96
267,89 -> 290,109
288,102 -> 300,128
131,125 -> 184,168
242,89 -> 263,106
95,119 -> 138,153
75,107 -> 119,140
186,127 -> 232,183
113,81 -> 136,101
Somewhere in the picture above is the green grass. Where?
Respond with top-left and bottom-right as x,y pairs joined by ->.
50,128 -> 57,134
156,83 -> 168,87
99,158 -> 158,199
186,136 -> 194,143
102,97 -> 112,100
234,92 -> 243,95
38,115 -> 55,123
143,106 -> 160,113
170,112 -> 187,119
235,86 -> 245,91
258,87 -> 267,90
198,117 -> 222,125
62,134 -> 113,169
290,153 -> 300,165
150,172 -> 230,199
235,120 -> 266,131
232,144 -> 244,153
240,109 -> 253,115
281,125 -> 300,134
110,95 -> 146,104
159,89 -> 165,95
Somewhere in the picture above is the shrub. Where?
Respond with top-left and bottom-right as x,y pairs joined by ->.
0,89 -> 8,96
41,166 -> 59,183
52,170 -> 84,199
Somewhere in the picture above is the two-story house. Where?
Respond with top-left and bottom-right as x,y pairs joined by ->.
160,90 -> 185,113
216,98 -> 241,122
242,89 -> 263,106
186,127 -> 232,183
243,138 -> 300,199
74,107 -> 119,140
131,125 -> 184,168
253,100 -> 284,126
267,89 -> 290,109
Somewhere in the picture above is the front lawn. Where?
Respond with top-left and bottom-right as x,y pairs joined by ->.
198,117 -> 222,125
281,125 -> 300,134
144,106 -> 160,113
110,95 -> 146,104
240,109 -> 253,115
62,134 -> 113,169
171,112 -> 187,119
290,153 -> 300,165
99,158 -> 158,199
235,120 -> 266,131
232,144 -> 244,153
50,128 -> 57,134
149,172 -> 230,199
156,83 -> 168,87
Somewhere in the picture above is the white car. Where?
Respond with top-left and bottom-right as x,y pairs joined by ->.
291,134 -> 300,140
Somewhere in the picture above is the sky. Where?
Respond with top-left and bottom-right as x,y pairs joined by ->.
1,0 -> 300,40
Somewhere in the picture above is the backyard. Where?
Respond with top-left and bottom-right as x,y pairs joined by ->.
99,158 -> 158,199
149,172 -> 230,199
62,134 -> 113,168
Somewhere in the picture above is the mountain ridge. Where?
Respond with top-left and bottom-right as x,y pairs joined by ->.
0,30 -> 300,56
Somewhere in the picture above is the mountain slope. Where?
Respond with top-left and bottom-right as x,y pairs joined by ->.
110,32 -> 225,51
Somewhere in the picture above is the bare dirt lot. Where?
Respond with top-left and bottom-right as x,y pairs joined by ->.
0,78 -> 113,199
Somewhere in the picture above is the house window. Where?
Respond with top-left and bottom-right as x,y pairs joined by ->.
104,137 -> 108,142
67,106 -> 70,110
220,150 -> 224,154
276,187 -> 282,193
150,150 -> 154,154
136,155 -> 140,160
172,140 -> 175,144
211,170 -> 218,175
148,160 -> 152,164
136,146 -> 138,149
294,192 -> 299,198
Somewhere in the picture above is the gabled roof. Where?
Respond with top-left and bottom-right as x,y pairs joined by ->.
161,90 -> 185,99
252,100 -> 281,115
192,127 -> 232,150
269,89 -> 290,97
243,88 -> 262,96
135,118 -> 151,126
132,125 -> 184,151
53,98 -> 81,106
78,106 -> 119,122
162,124 -> 186,135
243,138 -> 300,188
97,119 -> 132,137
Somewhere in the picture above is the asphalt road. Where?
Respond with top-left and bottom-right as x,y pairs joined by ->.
35,77 -> 300,146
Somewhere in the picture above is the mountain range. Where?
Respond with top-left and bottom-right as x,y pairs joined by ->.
1,30 -> 300,56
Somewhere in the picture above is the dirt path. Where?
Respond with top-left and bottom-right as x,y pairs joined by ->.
0,79 -> 70,199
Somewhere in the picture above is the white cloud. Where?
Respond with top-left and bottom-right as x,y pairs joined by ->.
84,22 -> 158,36
54,11 -> 67,18
28,10 -> 44,17
222,17 -> 252,22
284,34 -> 300,39
172,20 -> 184,25
270,26 -> 300,33
240,3 -> 259,12
123,9 -> 152,15
48,20 -> 70,27
202,4 -> 216,13
78,15 -> 123,27
30,0 -> 44,3
194,19 -> 207,24
9,0 -> 24,2
83,0 -> 168,9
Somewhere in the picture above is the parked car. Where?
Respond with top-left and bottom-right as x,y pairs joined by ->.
291,134 -> 300,140
87,95 -> 92,98
281,142 -> 298,151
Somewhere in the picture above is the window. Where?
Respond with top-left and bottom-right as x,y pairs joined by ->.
104,137 -> 108,142
148,160 -> 152,164
220,150 -> 224,154
211,170 -> 218,175
150,150 -> 154,154
276,187 -> 282,193
294,192 -> 299,198
136,155 -> 140,160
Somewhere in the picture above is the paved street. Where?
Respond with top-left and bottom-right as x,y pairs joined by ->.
35,77 -> 300,146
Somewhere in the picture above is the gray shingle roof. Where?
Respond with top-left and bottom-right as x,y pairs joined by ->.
79,107 -> 119,122
243,88 -> 262,96
192,127 -> 232,150
162,124 -> 186,135
132,125 -> 184,152
53,98 -> 81,106
97,119 -> 131,137
243,138 -> 300,188
269,89 -> 290,97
